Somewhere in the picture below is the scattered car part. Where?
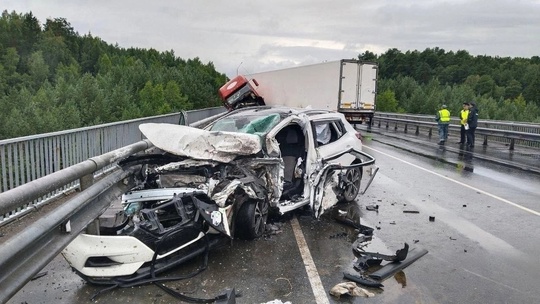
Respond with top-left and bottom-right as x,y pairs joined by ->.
403,210 -> 420,214
343,272 -> 384,288
352,243 -> 409,273
368,248 -> 429,281
366,204 -> 379,211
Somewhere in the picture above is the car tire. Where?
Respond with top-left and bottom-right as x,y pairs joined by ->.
235,199 -> 269,240
339,166 -> 363,203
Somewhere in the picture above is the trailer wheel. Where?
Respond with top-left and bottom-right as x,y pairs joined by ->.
235,199 -> 268,240
339,166 -> 363,203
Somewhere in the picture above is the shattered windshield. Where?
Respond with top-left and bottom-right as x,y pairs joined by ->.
210,113 -> 281,136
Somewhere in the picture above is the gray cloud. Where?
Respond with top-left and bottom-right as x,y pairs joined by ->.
3,0 -> 539,77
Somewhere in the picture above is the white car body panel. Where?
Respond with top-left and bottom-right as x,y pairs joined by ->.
139,123 -> 262,163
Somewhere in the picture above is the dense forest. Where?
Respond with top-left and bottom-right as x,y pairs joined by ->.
1,11 -> 539,139
0,11 -> 227,139
361,49 -> 540,123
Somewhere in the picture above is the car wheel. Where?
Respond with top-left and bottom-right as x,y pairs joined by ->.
340,166 -> 362,203
235,199 -> 269,240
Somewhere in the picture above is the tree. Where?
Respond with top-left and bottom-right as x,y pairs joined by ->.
359,50 -> 377,61
376,89 -> 399,112
475,75 -> 496,96
164,81 -> 192,110
27,51 -> 49,90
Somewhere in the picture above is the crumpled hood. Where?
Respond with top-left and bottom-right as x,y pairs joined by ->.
139,123 -> 262,163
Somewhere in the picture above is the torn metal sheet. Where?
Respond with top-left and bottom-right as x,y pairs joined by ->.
140,123 -> 262,163
156,159 -> 220,171
211,179 -> 260,208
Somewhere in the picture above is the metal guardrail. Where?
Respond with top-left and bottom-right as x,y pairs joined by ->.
0,108 -> 227,302
374,112 -> 540,150
0,107 -> 225,224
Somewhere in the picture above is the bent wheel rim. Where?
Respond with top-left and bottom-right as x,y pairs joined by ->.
253,200 -> 269,235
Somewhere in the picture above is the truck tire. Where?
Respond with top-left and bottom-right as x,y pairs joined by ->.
235,199 -> 268,240
339,166 -> 363,203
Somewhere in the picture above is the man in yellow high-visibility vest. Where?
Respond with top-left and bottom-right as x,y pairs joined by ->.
458,102 -> 470,144
435,104 -> 451,144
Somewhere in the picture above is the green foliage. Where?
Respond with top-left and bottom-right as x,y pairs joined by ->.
368,47 -> 540,122
0,10 -> 227,139
376,89 -> 399,112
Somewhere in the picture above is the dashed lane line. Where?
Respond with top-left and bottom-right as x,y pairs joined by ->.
364,145 -> 540,217
290,216 -> 330,304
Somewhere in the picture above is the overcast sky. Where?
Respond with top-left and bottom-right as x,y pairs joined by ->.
3,0 -> 540,77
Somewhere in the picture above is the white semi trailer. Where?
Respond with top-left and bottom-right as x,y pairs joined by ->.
219,59 -> 378,124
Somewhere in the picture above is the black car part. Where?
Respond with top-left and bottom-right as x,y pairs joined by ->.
368,248 -> 429,281
352,243 -> 409,271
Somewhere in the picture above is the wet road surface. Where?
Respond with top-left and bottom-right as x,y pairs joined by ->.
7,130 -> 540,304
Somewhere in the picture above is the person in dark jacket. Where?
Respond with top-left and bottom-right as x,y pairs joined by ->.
466,102 -> 479,147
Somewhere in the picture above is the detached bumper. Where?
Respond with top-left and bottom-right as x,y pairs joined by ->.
62,232 -> 204,278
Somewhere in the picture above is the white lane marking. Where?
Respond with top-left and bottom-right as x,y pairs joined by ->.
290,216 -> 330,304
364,146 -> 540,217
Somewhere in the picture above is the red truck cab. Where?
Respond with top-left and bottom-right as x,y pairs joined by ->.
218,75 -> 265,110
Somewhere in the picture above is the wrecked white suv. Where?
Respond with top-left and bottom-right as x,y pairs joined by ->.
62,106 -> 376,284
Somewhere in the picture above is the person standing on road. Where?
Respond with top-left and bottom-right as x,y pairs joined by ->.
435,104 -> 451,144
466,102 -> 479,147
458,102 -> 470,144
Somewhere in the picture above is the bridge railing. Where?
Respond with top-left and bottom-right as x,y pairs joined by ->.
374,112 -> 540,149
0,107 -> 225,224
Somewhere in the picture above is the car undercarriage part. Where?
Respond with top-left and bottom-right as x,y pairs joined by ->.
352,243 -> 409,271
342,272 -> 384,288
368,247 -> 429,281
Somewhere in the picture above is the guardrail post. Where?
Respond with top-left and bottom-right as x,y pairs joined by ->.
404,124 -> 408,133
415,126 -> 419,135
510,139 -> 515,150
86,219 -> 100,235
394,122 -> 398,131
428,128 -> 432,138
483,136 -> 488,146
80,174 -> 94,191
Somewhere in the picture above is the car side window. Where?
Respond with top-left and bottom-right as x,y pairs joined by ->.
313,120 -> 344,147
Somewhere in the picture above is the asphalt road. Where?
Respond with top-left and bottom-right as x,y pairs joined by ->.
7,130 -> 540,304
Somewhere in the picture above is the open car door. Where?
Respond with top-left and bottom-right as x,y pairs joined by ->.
307,113 -> 377,217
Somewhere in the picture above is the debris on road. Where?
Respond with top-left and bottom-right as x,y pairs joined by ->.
343,272 -> 383,288
352,243 -> 409,271
429,216 -> 436,222
403,210 -> 420,214
366,204 -> 379,211
261,300 -> 292,304
333,206 -> 374,236
329,282 -> 375,298
368,248 -> 429,281
30,271 -> 47,281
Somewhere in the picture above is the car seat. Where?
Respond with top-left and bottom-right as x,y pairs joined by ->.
278,127 -> 305,199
